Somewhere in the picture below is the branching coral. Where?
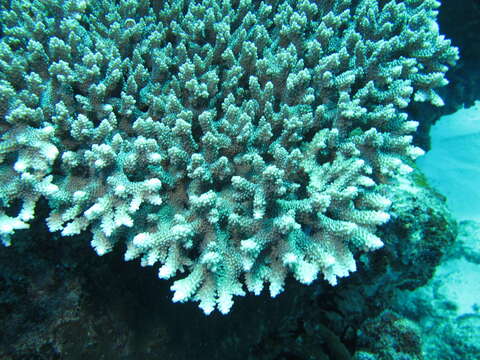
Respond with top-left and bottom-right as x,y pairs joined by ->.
0,0 -> 458,314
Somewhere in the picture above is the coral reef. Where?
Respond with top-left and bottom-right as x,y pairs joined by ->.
0,172 -> 457,359
354,310 -> 423,360
389,221 -> 480,360
0,0 -> 457,313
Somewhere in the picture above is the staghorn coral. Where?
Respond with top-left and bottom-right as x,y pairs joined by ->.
0,0 -> 458,314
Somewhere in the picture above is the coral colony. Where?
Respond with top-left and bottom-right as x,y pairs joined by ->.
0,0 -> 457,314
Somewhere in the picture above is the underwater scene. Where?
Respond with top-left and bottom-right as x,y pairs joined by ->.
0,0 -> 479,359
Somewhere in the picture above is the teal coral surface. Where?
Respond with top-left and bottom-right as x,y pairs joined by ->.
0,0 -> 458,314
